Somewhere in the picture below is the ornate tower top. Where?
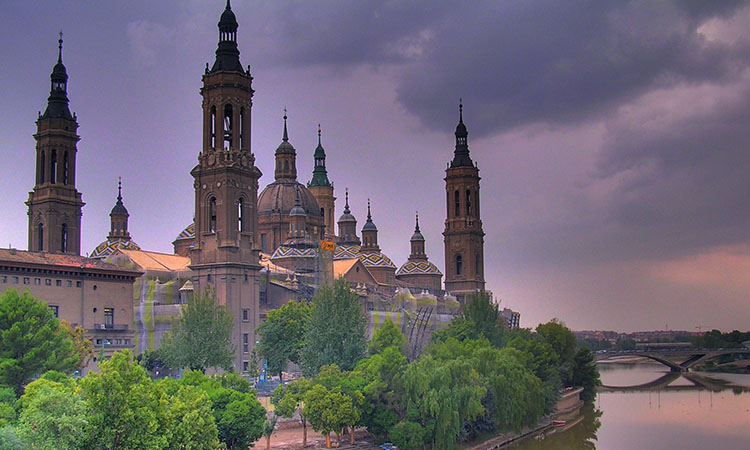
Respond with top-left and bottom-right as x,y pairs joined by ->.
274,109 -> 298,181
42,32 -> 74,121
211,0 -> 244,73
337,188 -> 360,245
108,178 -> 131,241
309,124 -> 332,187
450,99 -> 473,168
411,212 -> 425,242
362,199 -> 378,232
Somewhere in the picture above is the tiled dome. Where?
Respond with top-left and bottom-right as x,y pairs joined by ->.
334,244 -> 396,268
396,261 -> 442,276
175,223 -> 195,241
90,238 -> 140,259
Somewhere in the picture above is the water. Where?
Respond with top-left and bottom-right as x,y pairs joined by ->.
509,362 -> 750,450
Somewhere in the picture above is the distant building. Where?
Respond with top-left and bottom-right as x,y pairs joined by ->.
500,307 -> 521,329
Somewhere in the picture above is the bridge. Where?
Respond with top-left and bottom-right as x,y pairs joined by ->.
597,372 -> 749,392
594,348 -> 750,372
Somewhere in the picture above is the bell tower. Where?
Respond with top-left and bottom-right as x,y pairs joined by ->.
189,0 -> 262,372
443,101 -> 485,301
27,34 -> 85,255
308,125 -> 336,238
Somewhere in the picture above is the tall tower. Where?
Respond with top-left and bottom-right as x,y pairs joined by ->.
189,0 -> 262,372
443,102 -> 485,301
26,35 -> 85,255
308,125 -> 336,238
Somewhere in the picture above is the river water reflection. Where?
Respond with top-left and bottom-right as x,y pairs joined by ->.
509,362 -> 750,449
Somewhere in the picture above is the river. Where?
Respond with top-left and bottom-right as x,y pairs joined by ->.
508,361 -> 750,449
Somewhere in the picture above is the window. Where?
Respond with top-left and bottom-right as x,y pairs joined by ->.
62,151 -> 69,185
243,361 -> 249,372
67,280 -> 72,287
50,150 -> 57,184
223,104 -> 233,149
454,190 -> 460,216
114,339 -> 122,345
104,308 -> 114,327
39,151 -> 45,184
261,234 -> 267,253
242,309 -> 249,322
209,197 -> 217,233
56,279 -> 62,286
34,278 -> 41,285
456,254 -> 463,276
243,333 -> 249,353
259,290 -> 267,306
12,277 -> 18,284
1,276 -> 6,283
96,339 -> 102,345
210,106 -> 216,148
45,278 -> 51,286
124,339 -> 130,346
238,198 -> 245,232
23,277 -> 30,285
76,281 -> 82,287
38,223 -> 44,252
61,224 -> 68,253
466,189 -> 472,216
239,107 -> 245,149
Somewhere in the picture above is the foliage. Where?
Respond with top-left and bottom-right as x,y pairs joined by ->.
571,347 -> 601,402
0,387 -> 16,427
0,426 -> 23,450
17,378 -> 87,450
615,337 -> 636,351
390,420 -> 428,450
537,319 -> 577,384
135,348 -> 170,376
300,278 -> 367,376
303,384 -> 360,447
160,287 -> 235,372
0,290 -> 78,396
368,317 -> 406,356
257,300 -> 310,379
59,320 -> 94,372
693,329 -> 750,349
460,291 -> 508,347
272,378 -> 312,446
79,350 -> 170,449
164,385 -> 220,450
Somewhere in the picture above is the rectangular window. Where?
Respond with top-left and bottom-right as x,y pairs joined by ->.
23,277 -> 30,285
76,281 -> 82,288
56,280 -> 62,286
1,276 -> 6,283
12,277 -> 19,284
259,290 -> 267,306
49,305 -> 59,318
34,278 -> 41,285
115,339 -> 122,345
104,308 -> 114,327
124,339 -> 130,346
66,280 -> 73,287
242,309 -> 249,322
243,361 -> 249,372
45,279 -> 52,286
242,333 -> 249,353
96,339 -> 102,345
261,234 -> 267,253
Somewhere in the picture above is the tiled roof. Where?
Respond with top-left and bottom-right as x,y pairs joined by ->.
334,244 -> 396,269
271,246 -> 317,259
0,248 -> 140,275
396,260 -> 442,276
90,238 -> 141,259
118,249 -> 190,272
175,223 -> 195,241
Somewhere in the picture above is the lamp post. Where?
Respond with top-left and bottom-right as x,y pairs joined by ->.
99,339 -> 111,361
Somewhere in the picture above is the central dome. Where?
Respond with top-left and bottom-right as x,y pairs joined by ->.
257,181 -> 321,217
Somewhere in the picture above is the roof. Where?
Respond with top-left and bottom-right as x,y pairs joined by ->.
174,223 -> 195,241
0,248 -> 140,277
117,249 -> 191,272
333,258 -> 360,279
271,246 -> 316,259
258,181 -> 321,218
396,260 -> 443,276
90,238 -> 140,259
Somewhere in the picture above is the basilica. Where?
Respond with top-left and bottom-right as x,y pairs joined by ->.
1,2 -> 502,373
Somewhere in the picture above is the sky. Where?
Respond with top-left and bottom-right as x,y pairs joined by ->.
1,0 -> 748,332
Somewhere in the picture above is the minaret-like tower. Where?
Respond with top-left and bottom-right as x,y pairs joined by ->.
396,213 -> 443,293
360,199 -> 380,252
108,178 -> 131,241
409,213 -> 426,261
337,189 -> 360,245
274,110 -> 297,181
288,190 -> 307,242
308,125 -> 336,238
27,35 -> 85,255
189,1 -> 262,372
443,101 -> 485,301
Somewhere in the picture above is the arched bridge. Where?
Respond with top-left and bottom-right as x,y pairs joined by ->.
594,348 -> 750,372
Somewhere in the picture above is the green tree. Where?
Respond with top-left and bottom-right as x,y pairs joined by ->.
0,386 -> 16,427
160,287 -> 235,372
571,347 -> 601,402
0,290 -> 78,396
17,378 -> 87,450
368,317 -> 406,356
257,300 -> 310,381
303,384 -> 360,449
615,337 -> 636,351
59,320 -> 94,372
300,278 -> 367,376
262,415 -> 277,450
272,378 -> 312,447
537,319 -> 577,384
79,350 -> 170,449
460,291 -> 508,347
165,385 -> 220,450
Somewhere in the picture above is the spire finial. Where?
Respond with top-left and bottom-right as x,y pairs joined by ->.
226,0 -> 231,9
344,188 -> 350,213
58,31 -> 63,63
367,198 -> 372,221
318,123 -> 322,145
282,108 -> 289,142
415,211 -> 420,232
117,177 -> 122,201
459,98 -> 463,123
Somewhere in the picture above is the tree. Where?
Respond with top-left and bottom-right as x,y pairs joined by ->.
303,384 -> 360,449
571,347 -> 601,402
0,290 -> 77,396
368,317 -> 406,356
461,291 -> 507,347
537,319 -> 577,384
17,378 -> 88,450
59,320 -> 94,372
262,415 -> 277,450
164,385 -> 220,450
160,287 -> 235,372
79,350 -> 170,449
272,378 -> 312,446
257,300 -> 310,381
300,278 -> 367,376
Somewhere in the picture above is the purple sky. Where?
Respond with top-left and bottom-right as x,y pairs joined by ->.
1,1 -> 749,332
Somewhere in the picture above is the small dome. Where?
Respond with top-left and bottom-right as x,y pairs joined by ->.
362,220 -> 378,232
111,202 -> 128,215
219,4 -> 238,28
396,261 -> 442,276
258,181 -> 321,218
290,203 -> 306,217
410,230 -> 425,242
276,139 -> 296,155
175,223 -> 195,241
359,251 -> 396,269
90,238 -> 140,259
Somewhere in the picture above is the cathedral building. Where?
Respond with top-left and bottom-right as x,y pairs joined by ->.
90,180 -> 141,259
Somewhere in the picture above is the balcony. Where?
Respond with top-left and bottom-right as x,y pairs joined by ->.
92,323 -> 129,331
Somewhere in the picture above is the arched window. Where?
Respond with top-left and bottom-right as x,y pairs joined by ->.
210,106 -> 217,148
38,223 -> 44,251
284,160 -> 289,172
51,150 -> 57,184
61,224 -> 68,253
238,198 -> 245,232
63,152 -> 69,185
466,189 -> 472,216
239,107 -> 245,149
454,190 -> 460,217
456,254 -> 463,276
475,253 -> 481,276
223,104 -> 233,149
209,197 -> 217,233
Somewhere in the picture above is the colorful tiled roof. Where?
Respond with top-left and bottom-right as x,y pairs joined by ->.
175,223 -> 195,241
396,260 -> 442,276
90,238 -> 141,259
271,246 -> 317,259
334,244 -> 361,260
333,244 -> 395,268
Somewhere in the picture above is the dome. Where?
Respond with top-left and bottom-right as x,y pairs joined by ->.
258,181 -> 321,218
410,230 -> 425,242
276,139 -> 295,155
362,220 -> 378,232
174,223 -> 195,241
396,261 -> 442,276
333,244 -> 396,269
90,238 -> 140,259
219,2 -> 238,29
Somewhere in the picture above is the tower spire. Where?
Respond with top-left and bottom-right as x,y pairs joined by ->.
42,33 -> 73,120
58,31 -> 63,63
344,188 -> 350,214
309,122 -> 331,187
210,0 -> 243,73
415,211 -> 420,232
283,108 -> 289,141
450,99 -> 472,168
117,176 -> 122,202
